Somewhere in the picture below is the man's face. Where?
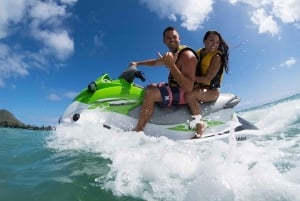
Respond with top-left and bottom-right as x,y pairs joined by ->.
163,30 -> 180,52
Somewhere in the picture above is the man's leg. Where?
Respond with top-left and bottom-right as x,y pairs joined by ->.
134,87 -> 162,132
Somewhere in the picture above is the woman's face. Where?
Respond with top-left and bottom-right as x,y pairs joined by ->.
204,33 -> 220,52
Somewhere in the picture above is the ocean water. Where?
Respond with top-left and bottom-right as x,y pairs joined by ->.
1,94 -> 300,201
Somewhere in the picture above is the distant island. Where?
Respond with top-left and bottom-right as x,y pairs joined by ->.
0,109 -> 53,130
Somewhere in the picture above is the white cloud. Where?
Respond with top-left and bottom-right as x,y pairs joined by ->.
140,0 -> 300,35
29,1 -> 74,60
94,33 -> 105,48
63,91 -> 78,99
60,0 -> 78,6
280,57 -> 296,68
30,0 -> 66,21
272,0 -> 300,23
0,0 -> 76,87
228,0 -> 300,36
47,93 -> 61,101
33,28 -> 74,60
46,91 -> 77,101
0,43 -> 29,87
0,0 -> 28,39
250,8 -> 279,36
139,0 -> 214,31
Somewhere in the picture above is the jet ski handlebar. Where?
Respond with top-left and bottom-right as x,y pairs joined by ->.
134,71 -> 146,82
119,66 -> 146,83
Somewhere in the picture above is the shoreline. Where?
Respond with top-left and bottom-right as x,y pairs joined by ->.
0,109 -> 53,131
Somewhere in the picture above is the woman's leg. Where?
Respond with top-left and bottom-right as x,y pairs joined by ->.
185,88 -> 220,138
185,90 -> 205,137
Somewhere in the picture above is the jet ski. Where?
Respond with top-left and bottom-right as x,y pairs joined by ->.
59,66 -> 259,142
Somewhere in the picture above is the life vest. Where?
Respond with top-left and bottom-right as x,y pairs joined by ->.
167,45 -> 198,87
195,48 -> 223,89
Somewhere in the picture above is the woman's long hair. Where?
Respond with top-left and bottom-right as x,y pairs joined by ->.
203,30 -> 229,73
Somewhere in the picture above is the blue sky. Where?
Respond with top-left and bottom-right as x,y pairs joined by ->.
1,0 -> 300,126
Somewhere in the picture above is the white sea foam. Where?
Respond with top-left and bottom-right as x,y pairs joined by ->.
47,104 -> 300,201
239,97 -> 300,134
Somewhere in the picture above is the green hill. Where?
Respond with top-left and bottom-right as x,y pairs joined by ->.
0,109 -> 25,127
0,109 -> 53,130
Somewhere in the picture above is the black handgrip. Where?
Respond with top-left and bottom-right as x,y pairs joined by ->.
135,71 -> 146,82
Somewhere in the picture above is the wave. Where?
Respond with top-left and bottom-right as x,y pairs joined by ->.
46,94 -> 300,201
239,93 -> 300,135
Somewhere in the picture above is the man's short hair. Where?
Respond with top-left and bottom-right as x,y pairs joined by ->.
163,26 -> 176,38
